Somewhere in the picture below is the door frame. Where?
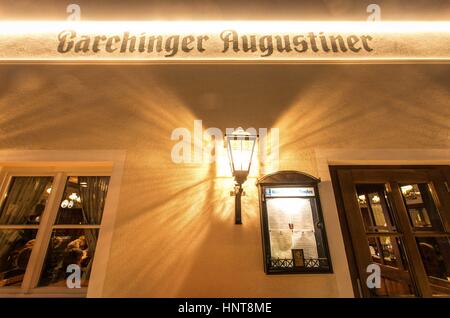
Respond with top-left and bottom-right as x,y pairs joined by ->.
314,149 -> 450,298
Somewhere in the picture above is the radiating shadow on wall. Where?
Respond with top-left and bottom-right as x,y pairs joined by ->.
0,64 -> 448,296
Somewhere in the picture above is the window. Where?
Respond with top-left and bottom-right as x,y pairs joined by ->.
257,171 -> 332,274
0,172 -> 110,294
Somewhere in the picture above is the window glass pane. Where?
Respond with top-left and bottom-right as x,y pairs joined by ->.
38,229 -> 98,287
367,236 -> 415,297
266,196 -> 329,271
55,176 -> 110,225
0,230 -> 38,287
368,193 -> 388,227
0,177 -> 53,224
416,237 -> 450,296
400,183 -> 444,231
416,237 -> 450,281
356,184 -> 395,233
368,236 -> 408,268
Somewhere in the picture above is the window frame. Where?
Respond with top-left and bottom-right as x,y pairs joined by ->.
0,168 -> 112,296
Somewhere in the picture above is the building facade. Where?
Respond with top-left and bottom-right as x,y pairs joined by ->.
0,1 -> 449,298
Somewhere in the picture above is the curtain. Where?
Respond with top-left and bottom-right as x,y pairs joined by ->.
78,176 -> 109,280
0,177 -> 51,272
0,177 -> 51,224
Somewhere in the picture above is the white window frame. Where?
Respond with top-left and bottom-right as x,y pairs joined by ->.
0,150 -> 125,297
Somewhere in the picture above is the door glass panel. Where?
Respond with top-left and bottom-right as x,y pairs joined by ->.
368,236 -> 408,268
400,183 -> 444,231
368,193 -> 387,227
356,184 -> 395,233
416,237 -> 450,295
367,236 -> 415,297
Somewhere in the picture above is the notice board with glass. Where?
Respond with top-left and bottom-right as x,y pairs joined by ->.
257,171 -> 332,274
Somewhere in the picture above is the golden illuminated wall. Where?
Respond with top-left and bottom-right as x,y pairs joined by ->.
1,0 -> 449,20
0,64 -> 448,297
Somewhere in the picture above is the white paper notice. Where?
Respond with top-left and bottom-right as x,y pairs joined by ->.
267,198 -> 318,259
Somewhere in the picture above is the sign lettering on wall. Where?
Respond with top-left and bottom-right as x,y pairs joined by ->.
1,21 -> 449,62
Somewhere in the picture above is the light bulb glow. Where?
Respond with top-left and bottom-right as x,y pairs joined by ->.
68,192 -> 79,201
226,127 -> 257,175
401,185 -> 413,194
371,195 -> 381,204
61,199 -> 69,208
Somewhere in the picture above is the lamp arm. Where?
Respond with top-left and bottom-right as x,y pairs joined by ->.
235,183 -> 243,224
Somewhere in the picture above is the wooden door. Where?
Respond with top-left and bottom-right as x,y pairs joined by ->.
332,166 -> 450,297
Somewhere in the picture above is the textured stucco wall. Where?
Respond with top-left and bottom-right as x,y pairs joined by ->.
2,0 -> 450,20
0,64 -> 448,297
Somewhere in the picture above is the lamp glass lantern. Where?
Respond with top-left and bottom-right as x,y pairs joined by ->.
225,127 -> 258,224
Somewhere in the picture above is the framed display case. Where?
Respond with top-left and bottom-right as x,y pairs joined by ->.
257,171 -> 332,274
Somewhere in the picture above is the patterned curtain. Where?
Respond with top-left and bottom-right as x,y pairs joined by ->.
78,176 -> 109,280
0,177 -> 51,271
